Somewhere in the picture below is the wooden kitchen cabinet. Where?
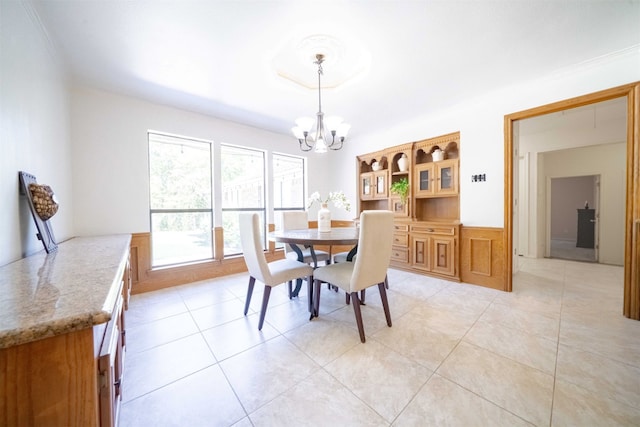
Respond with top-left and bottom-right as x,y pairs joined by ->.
410,222 -> 459,278
360,173 -> 373,200
0,235 -> 131,427
414,158 -> 458,198
373,170 -> 388,198
411,234 -> 432,271
390,222 -> 410,267
356,132 -> 461,281
434,159 -> 458,196
431,236 -> 456,276
357,150 -> 391,213
99,293 -> 126,427
360,170 -> 388,200
414,163 -> 435,197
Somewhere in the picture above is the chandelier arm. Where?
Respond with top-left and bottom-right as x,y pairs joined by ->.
299,138 -> 313,151
328,139 -> 344,151
329,130 -> 337,145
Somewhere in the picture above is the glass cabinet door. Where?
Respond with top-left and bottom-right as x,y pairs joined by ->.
436,160 -> 458,195
419,169 -> 431,192
414,163 -> 435,197
440,166 -> 452,190
374,171 -> 388,198
361,174 -> 372,199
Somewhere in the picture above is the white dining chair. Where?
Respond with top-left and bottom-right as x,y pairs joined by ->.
312,210 -> 394,342
282,211 -> 331,267
332,250 -> 355,263
282,211 -> 332,298
239,213 -> 314,330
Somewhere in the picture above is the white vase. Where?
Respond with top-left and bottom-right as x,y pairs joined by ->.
318,203 -> 331,233
397,153 -> 409,172
432,148 -> 445,162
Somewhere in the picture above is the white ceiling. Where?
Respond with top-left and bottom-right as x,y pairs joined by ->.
33,0 -> 640,138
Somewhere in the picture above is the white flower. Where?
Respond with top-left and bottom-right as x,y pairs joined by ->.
307,191 -> 351,212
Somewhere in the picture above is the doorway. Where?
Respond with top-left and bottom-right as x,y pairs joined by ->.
504,82 -> 640,320
548,175 -> 599,263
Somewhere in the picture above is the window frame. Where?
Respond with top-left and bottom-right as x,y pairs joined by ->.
148,132 -> 215,267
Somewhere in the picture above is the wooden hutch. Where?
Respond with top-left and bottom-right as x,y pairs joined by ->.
357,132 -> 461,280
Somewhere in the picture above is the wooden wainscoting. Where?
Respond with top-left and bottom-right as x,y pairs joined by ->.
460,226 -> 506,291
130,229 -> 283,294
130,220 -> 354,294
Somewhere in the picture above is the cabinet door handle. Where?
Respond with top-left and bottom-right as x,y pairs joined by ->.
426,228 -> 434,232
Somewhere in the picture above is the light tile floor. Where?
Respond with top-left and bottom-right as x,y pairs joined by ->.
119,257 -> 640,426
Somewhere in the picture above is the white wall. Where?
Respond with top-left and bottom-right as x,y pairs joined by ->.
542,143 -> 626,265
0,1 -> 73,266
516,98 -> 627,261
549,176 -> 595,241
336,47 -> 640,227
70,87 -> 336,235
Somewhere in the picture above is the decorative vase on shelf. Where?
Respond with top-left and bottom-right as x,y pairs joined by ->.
318,203 -> 331,233
397,153 -> 409,172
432,148 -> 445,162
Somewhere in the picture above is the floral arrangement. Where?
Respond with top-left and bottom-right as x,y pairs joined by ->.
307,191 -> 351,212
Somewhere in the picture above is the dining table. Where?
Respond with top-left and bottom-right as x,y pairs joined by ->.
268,227 -> 359,299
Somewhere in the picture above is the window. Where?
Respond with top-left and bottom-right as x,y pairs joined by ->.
272,153 -> 306,247
220,144 -> 266,255
148,133 -> 213,266
148,133 -> 305,266
273,153 -> 305,210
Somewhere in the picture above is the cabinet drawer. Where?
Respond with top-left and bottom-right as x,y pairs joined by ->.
99,294 -> 124,427
392,233 -> 408,246
410,224 -> 456,235
393,223 -> 409,232
390,247 -> 409,263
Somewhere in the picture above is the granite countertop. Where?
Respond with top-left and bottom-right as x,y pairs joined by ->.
0,234 -> 131,349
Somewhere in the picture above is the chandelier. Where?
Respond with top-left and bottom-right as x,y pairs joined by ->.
292,54 -> 350,153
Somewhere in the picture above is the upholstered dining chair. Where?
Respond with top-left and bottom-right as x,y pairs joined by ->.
312,210 -> 394,342
333,246 -> 389,305
282,211 -> 331,267
332,248 -> 356,263
239,213 -> 314,330
282,211 -> 332,298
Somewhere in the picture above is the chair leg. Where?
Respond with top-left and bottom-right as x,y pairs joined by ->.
378,282 -> 392,327
288,280 -> 293,299
293,278 -> 303,297
312,278 -> 322,318
346,290 -> 366,305
351,292 -> 366,343
258,286 -> 271,330
244,276 -> 256,315
306,275 -> 314,313
385,274 -> 389,289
